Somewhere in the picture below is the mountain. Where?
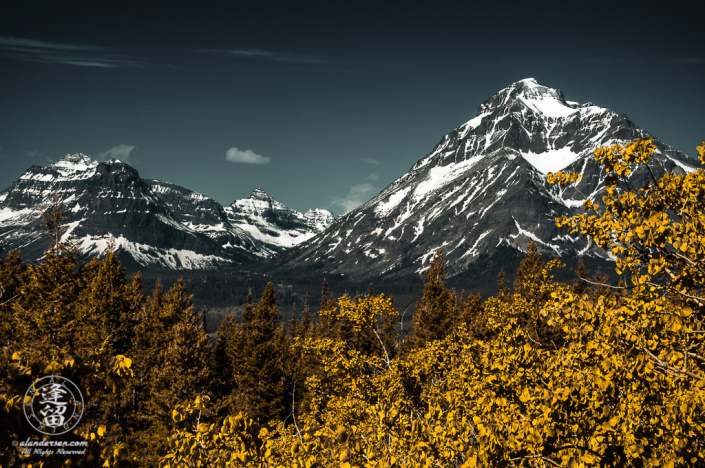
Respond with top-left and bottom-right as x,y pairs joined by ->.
272,78 -> 699,287
0,155 -> 333,269
225,188 -> 334,257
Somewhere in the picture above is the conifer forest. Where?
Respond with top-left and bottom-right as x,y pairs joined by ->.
3,138 -> 705,467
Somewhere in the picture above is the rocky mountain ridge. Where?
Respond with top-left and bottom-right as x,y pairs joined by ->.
0,154 -> 333,269
271,78 -> 700,285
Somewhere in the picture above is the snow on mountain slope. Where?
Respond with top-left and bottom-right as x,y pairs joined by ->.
225,188 -> 332,255
273,78 -> 699,282
0,156 -> 334,269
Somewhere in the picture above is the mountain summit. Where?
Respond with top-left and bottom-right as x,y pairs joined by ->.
0,155 -> 333,269
272,79 -> 699,285
478,78 -> 581,118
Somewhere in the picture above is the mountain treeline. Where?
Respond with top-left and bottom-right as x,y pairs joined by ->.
2,138 -> 705,467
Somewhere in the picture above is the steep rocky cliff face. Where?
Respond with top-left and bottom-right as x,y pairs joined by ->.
0,155 -> 333,269
272,79 -> 699,283
224,188 -> 335,256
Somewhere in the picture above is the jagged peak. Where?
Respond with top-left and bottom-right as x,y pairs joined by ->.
304,208 -> 335,222
249,187 -> 270,199
49,153 -> 98,175
229,188 -> 278,208
52,153 -> 96,168
506,78 -> 565,100
477,78 -> 580,118
304,208 -> 335,231
56,153 -> 94,164
305,208 -> 334,216
514,77 -> 541,88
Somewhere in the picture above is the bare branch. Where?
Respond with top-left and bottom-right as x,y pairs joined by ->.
371,327 -> 392,371
399,303 -> 412,333
291,381 -> 303,444
578,276 -> 631,290
642,346 -> 704,381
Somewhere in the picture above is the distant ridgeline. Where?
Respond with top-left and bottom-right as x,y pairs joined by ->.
2,137 -> 705,467
0,153 -> 333,269
0,80 -> 699,295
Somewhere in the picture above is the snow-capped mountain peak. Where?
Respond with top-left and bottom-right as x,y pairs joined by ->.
478,78 -> 582,119
225,189 -> 334,254
51,153 -> 97,173
304,208 -> 335,231
273,79 -> 699,286
248,187 -> 271,200
0,156 -> 333,269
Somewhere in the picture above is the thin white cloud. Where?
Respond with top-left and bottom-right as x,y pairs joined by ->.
367,173 -> 379,181
0,36 -> 151,68
331,183 -> 379,214
99,144 -> 136,163
360,157 -> 380,165
200,48 -> 335,65
225,147 -> 270,164
0,36 -> 107,52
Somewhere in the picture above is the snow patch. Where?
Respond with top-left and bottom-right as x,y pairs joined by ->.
666,156 -> 698,174
577,238 -> 593,257
458,112 -> 490,139
75,234 -> 231,269
375,187 -> 411,217
519,95 -> 579,119
415,247 -> 443,273
414,154 -> 484,201
460,230 -> 492,259
412,217 -> 425,242
521,147 -> 581,175
234,222 -> 314,250
510,218 -> 562,255
0,207 -> 36,223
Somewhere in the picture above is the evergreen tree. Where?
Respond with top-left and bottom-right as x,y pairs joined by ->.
213,315 -> 239,404
572,261 -> 590,295
242,289 -> 255,322
513,241 -> 547,303
461,292 -> 487,339
12,194 -> 81,362
289,302 -> 298,338
131,279 -> 215,466
229,283 -> 288,426
317,279 -> 335,339
497,268 -> 510,299
299,293 -> 312,339
589,269 -> 613,299
75,244 -> 144,360
411,250 -> 458,347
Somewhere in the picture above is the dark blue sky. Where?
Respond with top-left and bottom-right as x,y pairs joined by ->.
1,0 -> 703,215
